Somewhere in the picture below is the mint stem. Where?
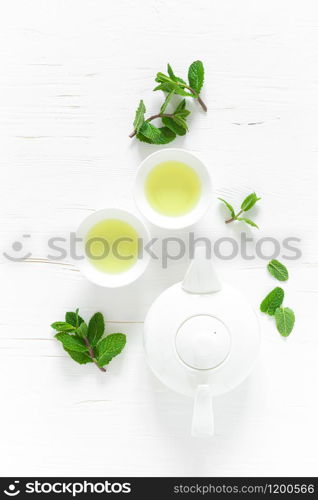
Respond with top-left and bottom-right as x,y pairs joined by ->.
83,337 -> 106,372
129,113 -> 174,138
184,85 -> 207,112
225,209 -> 243,224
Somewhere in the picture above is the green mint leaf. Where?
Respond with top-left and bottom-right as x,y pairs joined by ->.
162,117 -> 186,136
76,321 -> 88,338
167,63 -> 175,79
51,321 -> 75,332
241,192 -> 261,212
96,333 -> 126,367
153,82 -> 192,97
218,198 -> 235,218
160,91 -> 175,113
174,99 -> 186,112
260,287 -> 284,316
133,100 -> 146,133
188,60 -> 204,94
137,122 -> 176,144
87,312 -> 105,346
64,349 -> 92,365
167,64 -> 186,85
55,332 -> 88,352
267,259 -> 289,281
274,307 -> 295,337
65,311 -> 84,328
236,217 -> 259,228
173,115 -> 188,131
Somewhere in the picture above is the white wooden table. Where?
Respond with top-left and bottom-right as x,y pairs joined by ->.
1,0 -> 318,476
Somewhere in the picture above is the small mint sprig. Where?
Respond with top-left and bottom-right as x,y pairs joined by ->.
218,192 -> 261,228
154,61 -> 207,112
129,96 -> 191,143
51,309 -> 126,372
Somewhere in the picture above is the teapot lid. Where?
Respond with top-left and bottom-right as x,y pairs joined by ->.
176,314 -> 231,370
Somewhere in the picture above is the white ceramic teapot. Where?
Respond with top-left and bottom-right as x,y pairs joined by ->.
144,245 -> 260,437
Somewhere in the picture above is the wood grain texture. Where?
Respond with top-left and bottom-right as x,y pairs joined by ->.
1,0 -> 318,476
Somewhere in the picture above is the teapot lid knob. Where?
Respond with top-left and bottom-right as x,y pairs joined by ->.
182,244 -> 222,294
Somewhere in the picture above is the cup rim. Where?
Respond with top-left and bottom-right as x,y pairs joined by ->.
76,207 -> 151,288
133,148 -> 212,229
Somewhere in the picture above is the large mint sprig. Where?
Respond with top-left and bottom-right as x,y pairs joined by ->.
129,61 -> 205,144
52,309 -> 126,372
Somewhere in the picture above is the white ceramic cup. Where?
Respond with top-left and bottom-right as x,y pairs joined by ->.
76,208 -> 151,288
134,148 -> 212,229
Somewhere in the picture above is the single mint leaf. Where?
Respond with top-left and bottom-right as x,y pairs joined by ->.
267,259 -> 289,281
260,287 -> 284,316
173,115 -> 188,131
188,60 -> 204,94
64,348 -> 92,365
76,321 -> 88,338
96,333 -> 126,367
167,64 -> 186,85
137,122 -> 176,144
65,311 -> 84,328
133,100 -> 146,133
167,63 -> 175,79
55,332 -> 88,352
87,312 -> 105,346
274,307 -> 295,337
218,198 -> 235,218
51,321 -> 75,332
162,116 -> 186,136
160,90 -> 175,113
174,99 -> 186,113
241,192 -> 261,212
236,217 -> 259,228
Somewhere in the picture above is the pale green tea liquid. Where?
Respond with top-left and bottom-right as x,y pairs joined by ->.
85,219 -> 139,274
145,161 -> 201,216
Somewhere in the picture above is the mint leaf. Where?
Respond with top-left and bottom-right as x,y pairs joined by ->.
167,63 -> 175,79
173,115 -> 188,130
137,122 -> 176,144
76,321 -> 88,338
167,64 -> 186,85
162,116 -> 186,136
241,192 -> 261,212
55,332 -> 88,352
275,307 -> 295,337
96,333 -> 126,367
236,217 -> 259,228
260,287 -> 284,316
133,100 -> 146,133
267,259 -> 289,281
65,310 -> 84,328
160,91 -> 175,113
188,60 -> 204,94
218,198 -> 235,218
87,312 -> 105,346
64,349 -> 92,365
51,321 -> 75,332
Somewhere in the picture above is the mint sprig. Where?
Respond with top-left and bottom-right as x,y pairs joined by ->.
129,61 -> 206,143
154,60 -> 207,111
52,309 -> 126,372
218,192 -> 261,228
129,97 -> 191,143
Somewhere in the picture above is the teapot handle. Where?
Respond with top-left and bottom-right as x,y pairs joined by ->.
191,384 -> 214,437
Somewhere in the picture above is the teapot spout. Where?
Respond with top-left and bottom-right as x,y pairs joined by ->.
182,244 -> 222,294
